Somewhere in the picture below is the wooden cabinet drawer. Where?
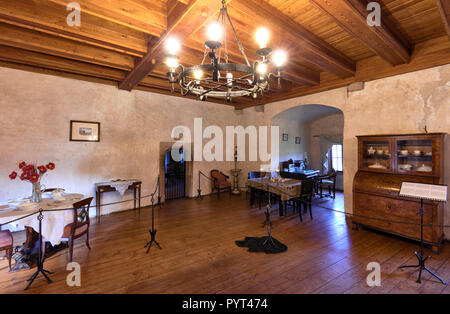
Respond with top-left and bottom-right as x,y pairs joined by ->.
353,193 -> 438,244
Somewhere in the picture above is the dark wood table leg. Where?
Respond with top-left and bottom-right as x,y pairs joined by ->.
279,196 -> 284,217
138,184 -> 141,216
133,187 -> 137,216
250,187 -> 255,206
96,189 -> 101,224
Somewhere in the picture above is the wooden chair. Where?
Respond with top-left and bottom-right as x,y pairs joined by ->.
210,170 -> 231,199
246,172 -> 271,206
60,197 -> 93,262
296,180 -> 315,222
317,169 -> 337,199
0,229 -> 13,270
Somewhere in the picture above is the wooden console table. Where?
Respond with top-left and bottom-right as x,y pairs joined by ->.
95,180 -> 142,223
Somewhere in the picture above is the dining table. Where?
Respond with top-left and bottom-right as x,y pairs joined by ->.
247,177 -> 303,217
0,193 -> 84,247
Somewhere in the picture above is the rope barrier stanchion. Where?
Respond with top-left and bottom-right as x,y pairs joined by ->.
25,208 -> 53,290
145,175 -> 162,254
195,171 -> 202,200
195,171 -> 215,200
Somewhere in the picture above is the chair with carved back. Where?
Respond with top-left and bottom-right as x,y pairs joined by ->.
0,229 -> 13,270
210,170 -> 232,199
317,169 -> 337,199
60,197 -> 93,262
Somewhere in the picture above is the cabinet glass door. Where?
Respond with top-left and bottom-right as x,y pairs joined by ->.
396,139 -> 433,174
362,140 -> 391,170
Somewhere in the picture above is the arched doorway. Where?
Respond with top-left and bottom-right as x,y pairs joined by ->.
271,104 -> 345,193
164,148 -> 186,200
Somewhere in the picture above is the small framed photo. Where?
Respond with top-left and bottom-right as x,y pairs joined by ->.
295,137 -> 301,144
282,134 -> 288,142
70,120 -> 100,142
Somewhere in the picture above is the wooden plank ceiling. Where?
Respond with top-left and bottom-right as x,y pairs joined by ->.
0,0 -> 449,109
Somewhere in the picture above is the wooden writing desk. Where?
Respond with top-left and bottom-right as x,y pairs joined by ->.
95,180 -> 142,223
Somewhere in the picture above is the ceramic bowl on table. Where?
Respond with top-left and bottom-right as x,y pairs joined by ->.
52,188 -> 66,199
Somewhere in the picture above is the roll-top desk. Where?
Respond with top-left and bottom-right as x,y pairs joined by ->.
353,133 -> 446,251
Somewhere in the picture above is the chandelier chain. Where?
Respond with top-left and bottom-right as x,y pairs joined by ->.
225,12 -> 250,66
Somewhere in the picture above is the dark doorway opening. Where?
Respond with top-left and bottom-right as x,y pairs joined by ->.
165,148 -> 186,200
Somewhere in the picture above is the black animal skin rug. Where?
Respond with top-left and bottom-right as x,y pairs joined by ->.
235,236 -> 287,254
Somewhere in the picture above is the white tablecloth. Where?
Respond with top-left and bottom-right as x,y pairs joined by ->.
0,193 -> 84,245
95,179 -> 139,196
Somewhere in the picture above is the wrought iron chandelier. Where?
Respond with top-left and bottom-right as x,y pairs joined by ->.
164,0 -> 287,102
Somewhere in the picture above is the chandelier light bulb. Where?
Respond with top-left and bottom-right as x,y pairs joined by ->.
273,50 -> 287,67
227,72 -> 233,86
165,37 -> 181,55
166,56 -> 179,69
193,70 -> 203,80
255,27 -> 270,49
207,22 -> 223,42
256,63 -> 268,75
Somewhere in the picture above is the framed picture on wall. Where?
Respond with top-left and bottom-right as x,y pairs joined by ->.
295,137 -> 301,144
282,133 -> 288,142
70,120 -> 100,142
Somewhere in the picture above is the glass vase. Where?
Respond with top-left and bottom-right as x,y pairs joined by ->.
31,181 -> 42,203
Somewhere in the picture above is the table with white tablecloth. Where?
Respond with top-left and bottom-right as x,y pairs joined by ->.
0,194 -> 84,246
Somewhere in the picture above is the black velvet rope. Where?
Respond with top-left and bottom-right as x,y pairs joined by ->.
199,170 -> 214,181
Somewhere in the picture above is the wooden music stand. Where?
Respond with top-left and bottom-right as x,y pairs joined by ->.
399,182 -> 448,285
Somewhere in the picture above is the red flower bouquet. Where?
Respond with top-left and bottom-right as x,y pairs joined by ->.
9,161 -> 56,202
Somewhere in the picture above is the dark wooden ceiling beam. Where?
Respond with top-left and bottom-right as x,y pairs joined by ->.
436,0 -> 450,39
310,0 -> 411,65
119,0 -> 228,91
0,23 -> 135,71
0,0 -> 147,56
0,45 -> 126,81
48,0 -> 166,35
230,0 -> 356,78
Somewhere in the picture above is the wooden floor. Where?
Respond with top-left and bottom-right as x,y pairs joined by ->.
0,192 -> 449,294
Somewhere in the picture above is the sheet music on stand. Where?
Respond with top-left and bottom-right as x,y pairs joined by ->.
399,182 -> 448,202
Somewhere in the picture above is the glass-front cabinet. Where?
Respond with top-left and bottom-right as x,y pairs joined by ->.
361,139 -> 392,171
358,133 -> 444,177
396,139 -> 433,174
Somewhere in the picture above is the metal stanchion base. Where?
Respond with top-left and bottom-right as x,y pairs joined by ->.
25,266 -> 53,290
400,251 -> 447,285
195,189 -> 203,200
145,229 -> 162,254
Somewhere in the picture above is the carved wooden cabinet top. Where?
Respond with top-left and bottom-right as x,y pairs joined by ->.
356,133 -> 446,179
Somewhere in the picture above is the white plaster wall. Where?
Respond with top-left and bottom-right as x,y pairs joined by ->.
0,67 -> 238,215
272,115 -> 310,166
309,113 -> 344,190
